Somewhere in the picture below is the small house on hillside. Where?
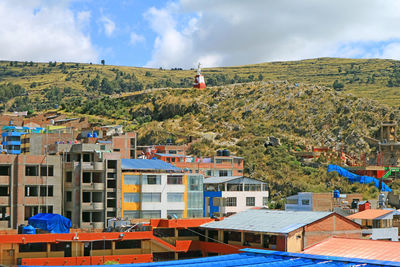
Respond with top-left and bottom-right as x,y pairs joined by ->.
200,209 -> 361,253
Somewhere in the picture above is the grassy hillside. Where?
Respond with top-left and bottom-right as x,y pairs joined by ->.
1,58 -> 400,204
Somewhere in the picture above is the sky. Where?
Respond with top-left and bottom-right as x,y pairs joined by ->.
1,0 -> 400,69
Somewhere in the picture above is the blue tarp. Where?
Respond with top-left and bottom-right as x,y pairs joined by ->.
328,164 -> 392,192
28,213 -> 71,234
22,225 -> 36,234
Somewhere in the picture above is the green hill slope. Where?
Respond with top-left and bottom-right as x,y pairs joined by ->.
1,58 -> 399,203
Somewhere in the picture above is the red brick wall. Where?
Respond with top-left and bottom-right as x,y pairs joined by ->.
304,214 -> 361,248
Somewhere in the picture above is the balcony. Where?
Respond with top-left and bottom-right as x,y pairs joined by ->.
82,202 -> 105,210
82,183 -> 105,190
82,162 -> 105,171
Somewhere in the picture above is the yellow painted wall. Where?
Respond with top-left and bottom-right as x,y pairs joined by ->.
122,172 -> 142,217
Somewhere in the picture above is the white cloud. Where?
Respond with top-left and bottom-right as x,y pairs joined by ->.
130,32 -> 145,45
100,16 -> 116,37
0,0 -> 97,63
144,0 -> 400,68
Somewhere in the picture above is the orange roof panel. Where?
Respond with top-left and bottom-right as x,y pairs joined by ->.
304,237 -> 400,261
347,209 -> 393,220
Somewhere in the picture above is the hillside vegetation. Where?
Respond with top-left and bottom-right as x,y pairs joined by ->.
1,58 -> 400,204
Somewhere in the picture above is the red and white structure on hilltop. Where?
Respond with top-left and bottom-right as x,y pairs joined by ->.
193,62 -> 206,89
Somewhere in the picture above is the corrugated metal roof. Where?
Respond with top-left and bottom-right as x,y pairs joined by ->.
121,159 -> 182,171
347,209 -> 393,220
204,176 -> 266,185
304,237 -> 400,262
50,248 -> 400,266
201,209 -> 332,233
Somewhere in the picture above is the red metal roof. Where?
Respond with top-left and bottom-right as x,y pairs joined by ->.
347,209 -> 393,220
304,237 -> 400,261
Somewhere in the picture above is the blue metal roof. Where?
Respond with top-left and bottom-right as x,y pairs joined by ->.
121,159 -> 182,171
25,248 -> 400,266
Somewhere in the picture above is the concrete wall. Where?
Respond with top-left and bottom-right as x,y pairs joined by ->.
221,191 -> 268,214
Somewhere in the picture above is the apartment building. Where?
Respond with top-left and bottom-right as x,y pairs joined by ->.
49,142 -> 122,229
203,176 -> 268,217
121,159 -> 204,219
0,154 -> 62,228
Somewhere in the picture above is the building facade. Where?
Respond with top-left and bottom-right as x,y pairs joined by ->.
203,176 -> 268,217
49,143 -> 122,229
121,159 -> 203,219
0,154 -> 62,229
285,192 -> 363,212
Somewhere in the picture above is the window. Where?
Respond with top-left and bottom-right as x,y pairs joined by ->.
0,206 -> 10,221
66,171 -> 72,182
92,241 -> 111,250
263,197 -> 268,206
66,211 -> 72,219
302,199 -> 310,205
263,234 -> 277,249
83,153 -> 91,162
25,166 -> 38,176
107,160 -> 117,169
244,184 -> 261,191
141,210 -> 161,219
40,186 -> 53,197
0,186 -> 9,196
143,175 -> 161,185
83,172 -> 91,183
113,149 -> 120,152
25,186 -> 38,197
227,184 -> 243,191
107,173 -> 116,179
51,242 -> 70,252
244,233 -> 261,243
167,175 -> 183,184
115,240 -> 141,249
206,170 -> 212,176
66,191 -> 72,202
0,166 -> 10,176
226,197 -> 237,207
40,165 -> 54,176
124,193 -> 139,203
19,243 -> 47,253
124,210 -> 140,219
286,198 -> 298,205
124,175 -> 140,185
167,193 -> 183,202
246,197 -> 255,206
227,231 -> 241,242
219,170 -> 229,177
142,193 -> 161,202
167,210 -> 184,218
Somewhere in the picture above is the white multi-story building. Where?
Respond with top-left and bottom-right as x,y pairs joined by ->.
203,176 -> 268,217
121,159 -> 204,219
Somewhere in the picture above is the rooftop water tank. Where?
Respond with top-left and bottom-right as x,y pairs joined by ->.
93,132 -> 98,138
217,150 -> 223,156
87,133 -> 93,138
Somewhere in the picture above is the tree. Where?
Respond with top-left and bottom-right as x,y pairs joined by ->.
333,80 -> 344,91
258,73 -> 264,81
101,59 -> 105,66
